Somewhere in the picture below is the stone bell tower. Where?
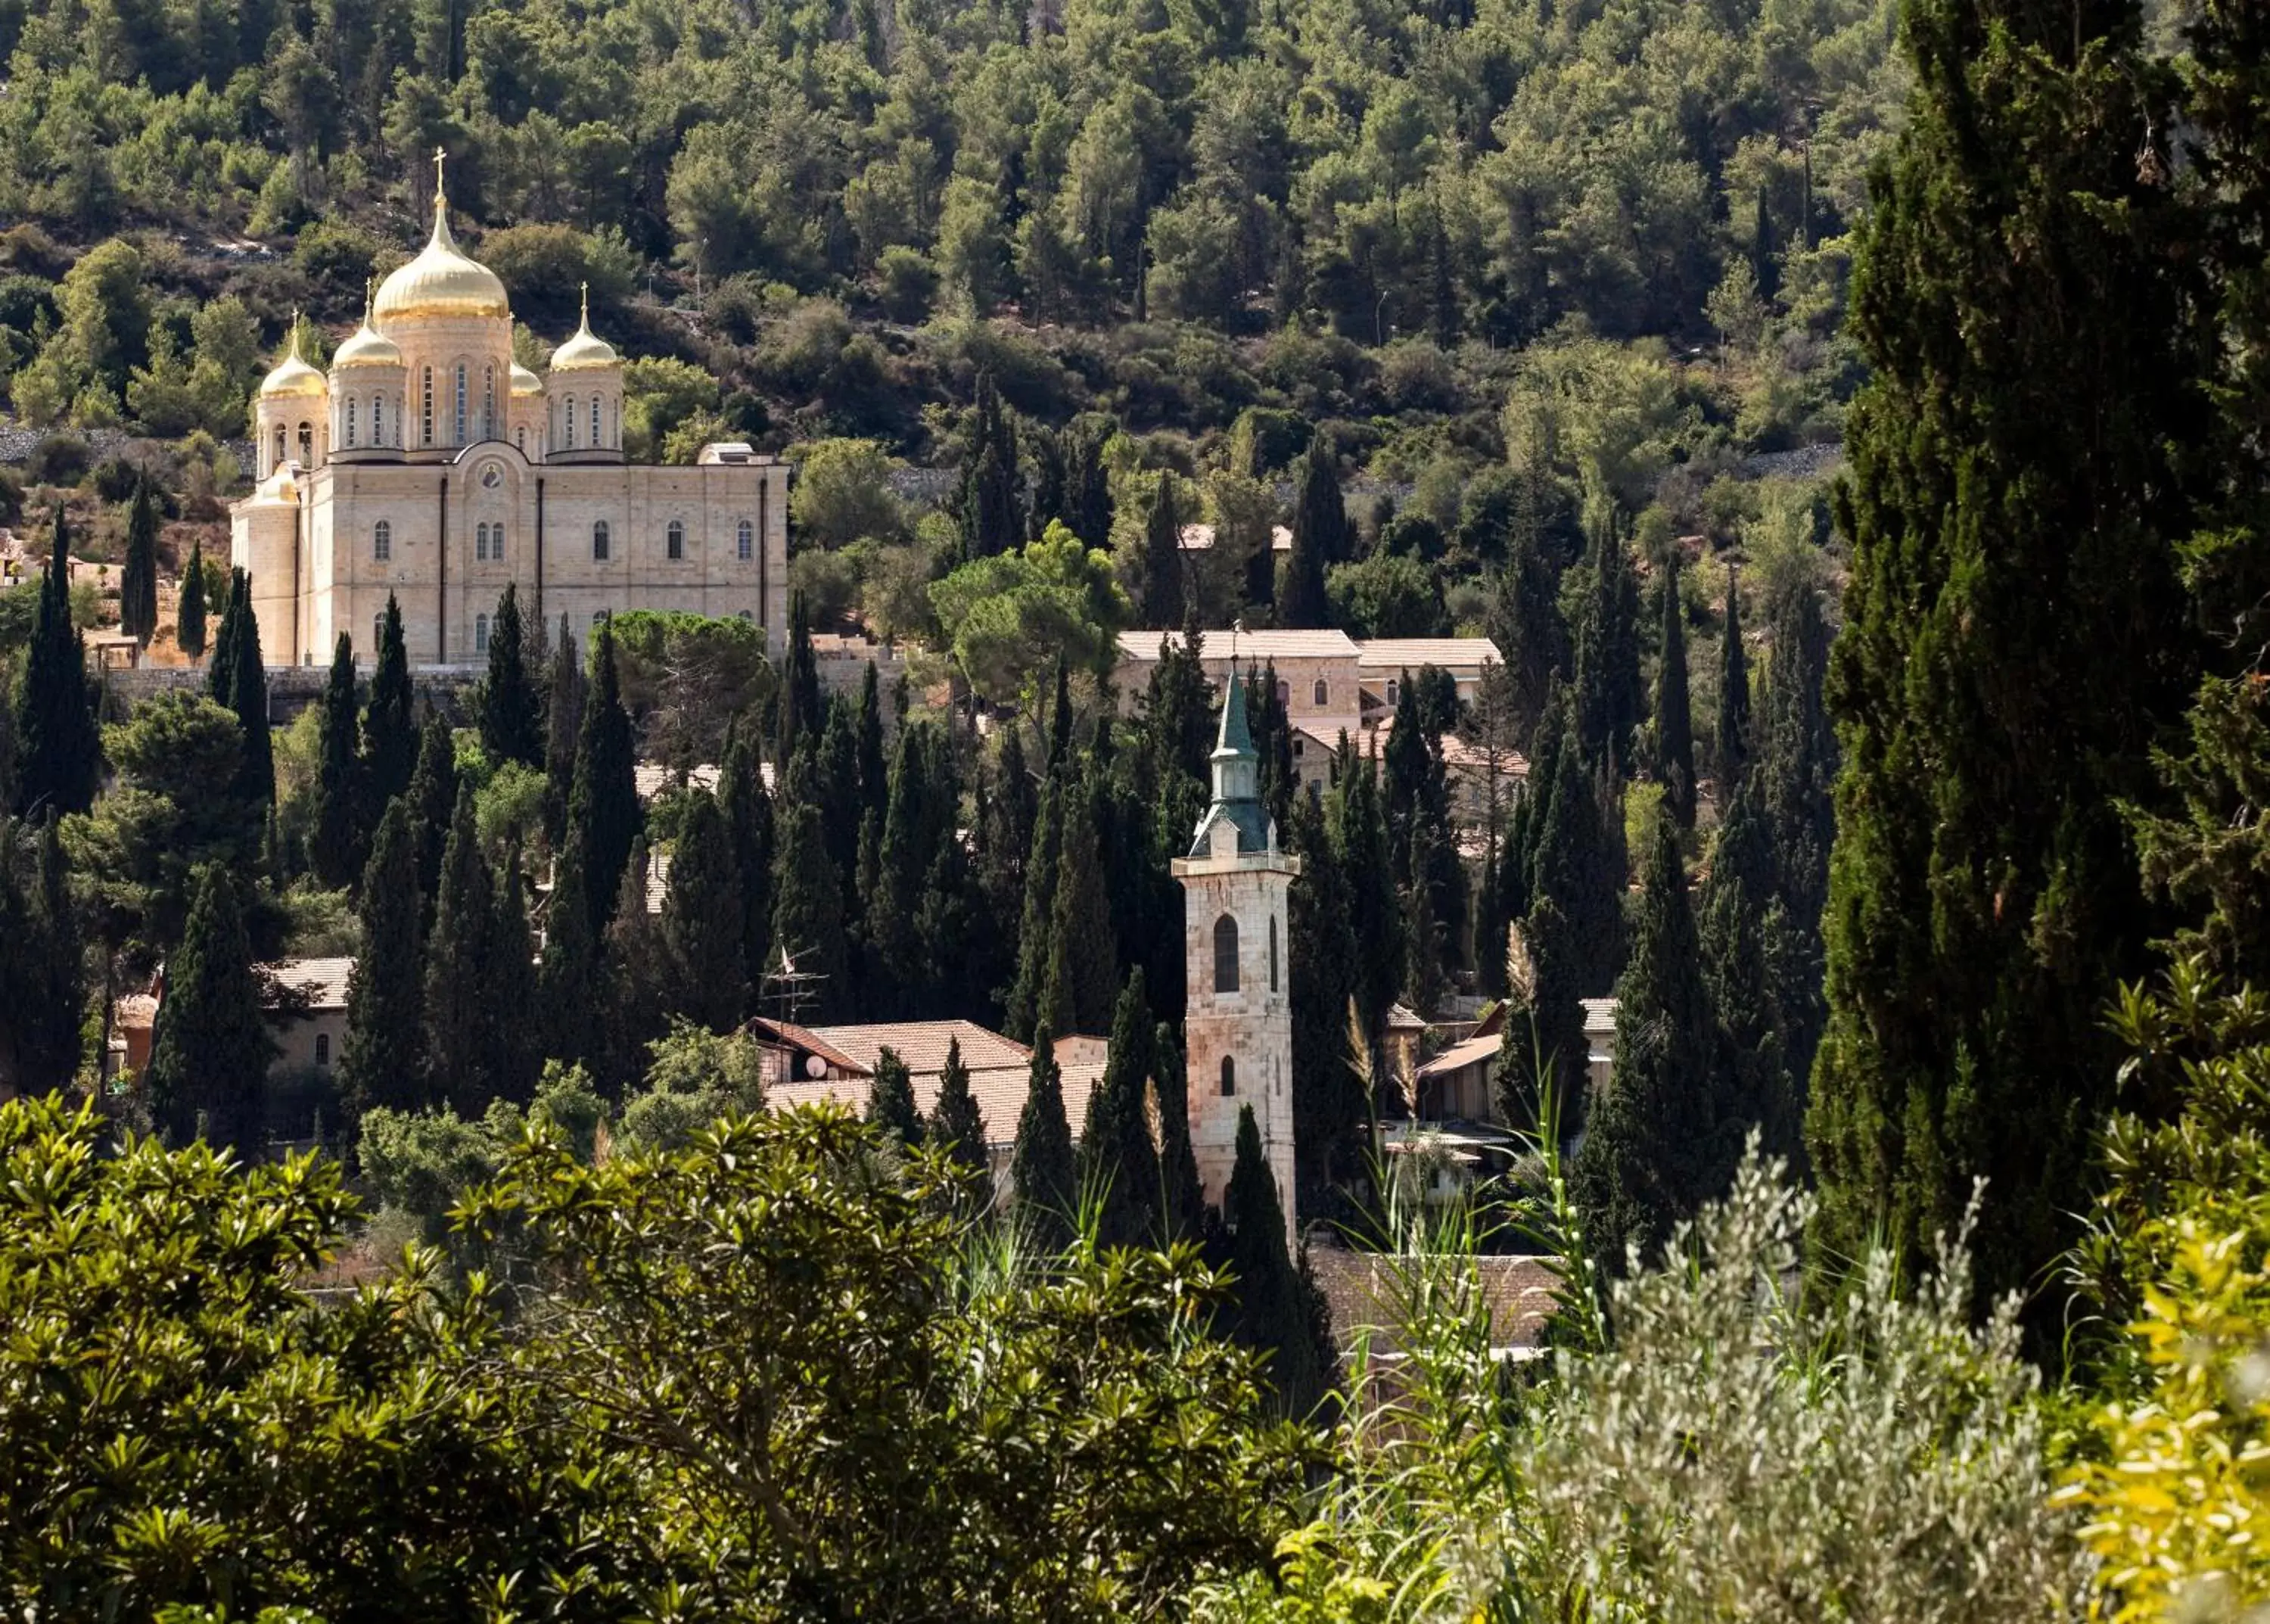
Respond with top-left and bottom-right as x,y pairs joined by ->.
1172,661 -> 1300,1245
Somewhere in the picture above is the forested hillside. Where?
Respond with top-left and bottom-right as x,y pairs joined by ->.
0,0 -> 1895,476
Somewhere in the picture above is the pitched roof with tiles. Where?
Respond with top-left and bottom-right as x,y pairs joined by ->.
258,957 -> 354,1010
1354,637 -> 1504,671
1115,628 -> 1363,663
807,1019 -> 1032,1078
765,1050 -> 1102,1151
1308,1248 -> 1560,1355
1416,1033 -> 1500,1079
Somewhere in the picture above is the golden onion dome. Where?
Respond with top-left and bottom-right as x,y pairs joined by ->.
549,284 -> 620,372
332,292 -> 403,369
259,322 -> 327,399
509,359 -> 544,397
373,160 -> 510,323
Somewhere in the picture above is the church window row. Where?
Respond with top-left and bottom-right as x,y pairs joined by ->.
475,521 -> 505,562
368,513 -> 763,570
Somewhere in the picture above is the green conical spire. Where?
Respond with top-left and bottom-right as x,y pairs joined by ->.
1192,656 -> 1272,856
1215,660 -> 1257,760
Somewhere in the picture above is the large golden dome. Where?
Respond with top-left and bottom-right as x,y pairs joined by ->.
374,181 -> 509,323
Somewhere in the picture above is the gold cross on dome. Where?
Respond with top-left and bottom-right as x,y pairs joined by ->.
433,146 -> 446,201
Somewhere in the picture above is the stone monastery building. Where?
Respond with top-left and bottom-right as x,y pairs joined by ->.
232,155 -> 788,670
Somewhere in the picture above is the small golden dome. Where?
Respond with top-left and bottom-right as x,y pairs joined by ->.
509,359 -> 544,397
373,159 -> 510,323
549,283 -> 620,372
259,322 -> 327,399
332,303 -> 403,369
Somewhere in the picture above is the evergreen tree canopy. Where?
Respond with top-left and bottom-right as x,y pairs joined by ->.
340,799 -> 426,1119
1006,770 -> 1065,1042
1043,770 -> 1118,1038
478,583 -> 543,770
121,477 -> 159,646
1286,790 -> 1364,1210
14,506 -> 101,819
207,567 -> 273,817
717,727 -> 776,1009
602,834 -> 672,1094
769,795 -> 847,1024
958,369 -> 1022,561
145,863 -> 272,1153
568,618 -> 640,934
853,662 -> 889,824
867,1045 -> 923,1150
1140,471 -> 1186,629
1223,1105 -> 1327,1418
776,596 -> 822,764
928,1034 -> 990,1182
1572,520 -> 1643,772
1079,968 -> 1161,1250
1717,572 -> 1749,790
1486,525 -> 1570,748
175,537 -> 207,663
536,823 -> 605,1075
307,633 -> 364,891
424,782 -> 500,1115
406,712 -> 460,919
664,788 -> 747,1033
1011,1022 -> 1077,1252
0,817 -> 85,1097
361,594 -> 417,816
487,842 -> 539,1106
1654,553 -> 1696,829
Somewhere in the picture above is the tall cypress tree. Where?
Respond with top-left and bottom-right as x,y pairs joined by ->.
1291,431 -> 1351,569
424,782 -> 499,1114
1485,533 -> 1569,748
1010,1021 -> 1077,1251
207,567 -> 273,817
1286,790 -> 1364,1210
541,612 -> 586,848
362,593 -> 417,815
0,818 -> 85,1097
488,842 -> 538,1104
176,537 -> 207,664
867,1044 -> 923,1150
602,834 -> 670,1091
1065,418 -> 1115,552
1140,470 -> 1185,628
121,478 -> 159,646
1224,1105 -> 1327,1417
664,788 -> 747,1031
146,864 -> 272,1153
14,506 -> 101,818
1716,571 -> 1749,792
1044,771 -> 1118,1036
1401,820 -> 1447,1018
1696,773 -> 1802,1166
1004,770 -> 1065,1041
536,823 -> 605,1074
479,583 -> 543,769
1653,553 -> 1696,829
1151,1022 -> 1208,1243
958,369 -> 1021,560
1755,580 -> 1836,1104
853,661 -> 889,817
776,596 -> 822,764
405,712 -> 459,920
768,795 -> 847,1022
1329,747 -> 1402,1032
1079,969 -> 1161,1249
340,799 -> 426,1118
928,1035 -> 990,1180
569,618 -> 639,933
1805,0 -> 2202,1312
717,728 -> 775,1007
1572,521 -> 1642,772
1572,815 -> 1731,1269
309,634 -> 365,890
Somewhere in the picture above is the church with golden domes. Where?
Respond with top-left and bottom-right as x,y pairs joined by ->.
232,155 -> 787,670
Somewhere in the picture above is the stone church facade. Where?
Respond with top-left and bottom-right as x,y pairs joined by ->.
232,157 -> 788,669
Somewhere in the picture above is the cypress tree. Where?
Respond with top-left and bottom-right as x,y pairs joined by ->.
339,800 -> 426,1118
1291,431 -> 1351,568
1750,184 -> 1780,301
768,796 -> 847,1022
853,661 -> 889,823
664,788 -> 747,1031
541,612 -> 586,849
1653,553 -> 1696,829
717,728 -> 776,1007
308,634 -> 365,890
1143,627 -> 1213,789
958,369 -> 1021,560
569,618 -> 640,932
405,712 -> 459,920
1045,771 -> 1118,1036
1572,815 -> 1731,1269
1028,423 -> 1068,544
0,818 -> 85,1096
776,596 -> 822,763
1286,790 -> 1364,1210
14,506 -> 101,818
424,783 -> 499,1114
928,1035 -> 990,1179
867,1044 -> 922,1150
1485,532 -> 1569,748
1529,711 -> 1624,995
1004,770 -> 1064,1041
536,823 -> 605,1073
1807,0 -> 2202,1312
1277,518 -> 1331,630
816,697 -> 866,918
362,593 -> 417,814
1696,773 -> 1801,1166
479,583 -> 543,769
1079,968 -> 1161,1249
146,864 -> 272,1153
866,722 -> 931,1018
1010,1021 -> 1077,1251
1572,522 -> 1642,772
1716,572 -> 1749,792
1329,747 -> 1402,1033
1140,470 -> 1185,628
488,841 -> 538,1104
207,566 -> 274,818
602,834 -> 670,1091
1224,1104 -> 1326,1417
1045,654 -> 1074,773
176,537 -> 207,663
1151,1022 -> 1208,1242
121,478 -> 159,646
1401,820 -> 1447,1019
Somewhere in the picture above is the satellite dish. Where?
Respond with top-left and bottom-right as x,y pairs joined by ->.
805,1053 -> 827,1079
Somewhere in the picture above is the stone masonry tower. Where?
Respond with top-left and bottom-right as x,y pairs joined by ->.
1172,661 -> 1300,1246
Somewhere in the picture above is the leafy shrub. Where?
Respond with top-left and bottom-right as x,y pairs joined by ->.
24,433 -> 89,486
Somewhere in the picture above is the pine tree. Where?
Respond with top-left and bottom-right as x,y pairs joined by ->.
1004,770 -> 1064,1041
541,612 -> 586,849
423,783 -> 499,1113
1807,0 -> 2202,1312
339,800 -> 427,1118
1140,470 -> 1185,628
175,537 -> 207,663
664,788 -> 747,1031
1010,1021 -> 1077,1251
1044,771 -> 1118,1036
362,593 -> 417,814
1716,571 -> 1749,792
536,823 -> 605,1073
121,478 -> 159,646
479,583 -> 543,769
1571,519 -> 1642,772
1224,1104 -> 1326,1417
1653,552 -> 1696,829
867,1044 -> 923,1150
0,818 -> 85,1097
717,728 -> 775,1006
146,864 -> 272,1152
488,841 -> 538,1104
1572,815 -> 1730,1269
308,634 -> 365,889
1079,969 -> 1161,1249
14,506 -> 101,818
929,1035 -> 990,1182
405,712 -> 459,919
569,618 -> 640,932
768,796 -> 847,1022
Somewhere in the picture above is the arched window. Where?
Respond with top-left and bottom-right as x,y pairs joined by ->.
474,613 -> 490,654
1219,1056 -> 1236,1097
1314,678 -> 1328,708
1276,680 -> 1290,709
563,396 -> 577,450
590,396 -> 601,446
474,521 -> 489,561
372,396 -> 384,444
667,518 -> 685,561
313,1033 -> 330,1067
345,397 -> 358,449
297,421 -> 313,465
592,520 -> 611,562
421,366 -> 434,446
1214,914 -> 1240,994
453,363 -> 468,444
272,425 -> 285,471
373,520 -> 391,562
737,518 -> 753,561
1386,678 -> 1401,707
1269,915 -> 1279,992
515,425 -> 525,453
482,364 -> 496,439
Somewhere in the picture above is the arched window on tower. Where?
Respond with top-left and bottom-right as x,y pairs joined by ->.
345,397 -> 357,449
1219,1056 -> 1236,1096
590,397 -> 600,446
1214,914 -> 1240,994
593,520 -> 610,562
372,396 -> 384,444
667,518 -> 685,561
737,518 -> 753,561
1269,915 -> 1279,992
373,520 -> 390,562
562,397 -> 577,450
